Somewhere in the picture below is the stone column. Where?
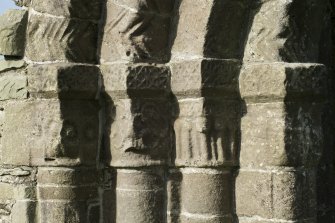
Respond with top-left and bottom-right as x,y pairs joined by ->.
0,1 -> 103,222
168,0 -> 251,222
100,0 -> 175,222
236,1 -> 329,222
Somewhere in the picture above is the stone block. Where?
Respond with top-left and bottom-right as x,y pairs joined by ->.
171,0 -> 250,59
0,60 -> 26,73
0,200 -> 14,222
180,168 -> 232,215
112,0 -> 175,14
11,201 -> 37,223
174,98 -> 241,167
37,185 -> 98,201
108,98 -> 173,167
0,183 -> 15,200
241,102 -> 285,172
238,218 -> 291,223
36,167 -> 100,223
31,0 -> 102,20
273,170 -> 317,220
240,63 -> 328,102
0,183 -> 36,200
167,169 -> 182,222
167,168 -> 233,223
244,0 -> 327,62
0,166 -> 36,185
236,169 -> 318,221
28,64 -> 100,99
115,168 -> 165,223
101,63 -> 171,98
170,59 -> 241,98
237,218 -> 269,223
101,189 -> 115,223
26,14 -> 98,63
101,0 -> 174,63
240,102 -> 323,168
12,0 -> 31,7
38,201 -> 95,223
37,167 -> 99,186
1,100 -> 99,166
236,170 -> 273,218
0,10 -> 28,57
177,215 -> 233,223
116,168 -> 164,190
0,74 -> 27,101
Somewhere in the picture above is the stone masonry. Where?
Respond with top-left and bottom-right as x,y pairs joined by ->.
0,0 -> 333,222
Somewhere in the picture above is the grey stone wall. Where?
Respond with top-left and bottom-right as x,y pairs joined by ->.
0,0 -> 333,222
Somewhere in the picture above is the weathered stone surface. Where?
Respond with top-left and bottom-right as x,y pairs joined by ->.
38,201 -> 97,223
100,168 -> 115,223
170,59 -> 241,98
11,201 -> 37,223
174,98 -> 241,167
0,10 -> 28,57
167,169 -> 182,223
238,218 -> 272,223
0,74 -> 27,101
240,63 -> 328,102
101,0 -> 175,63
112,0 -> 175,13
244,0 -> 327,62
101,63 -> 171,98
28,64 -> 100,99
37,167 -> 99,186
31,0 -> 102,19
167,168 -> 232,222
108,98 -> 173,167
240,102 -> 323,168
0,171 -> 37,223
236,170 -> 273,218
273,170 -> 317,220
180,168 -> 231,215
37,168 -> 98,201
236,169 -> 317,221
37,167 -> 100,223
171,0 -> 251,60
175,216 -> 233,223
26,14 -> 98,63
1,100 -> 99,166
0,166 -> 36,185
0,0 -> 332,222
0,60 -> 26,73
115,168 -> 165,223
12,0 -> 31,7
238,217 -> 315,223
0,183 -> 35,200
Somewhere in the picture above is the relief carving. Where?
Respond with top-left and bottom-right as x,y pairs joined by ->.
102,0 -> 175,62
110,98 -> 173,167
174,99 -> 241,167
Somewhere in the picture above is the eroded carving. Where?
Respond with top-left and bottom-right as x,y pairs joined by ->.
102,0 -> 175,62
